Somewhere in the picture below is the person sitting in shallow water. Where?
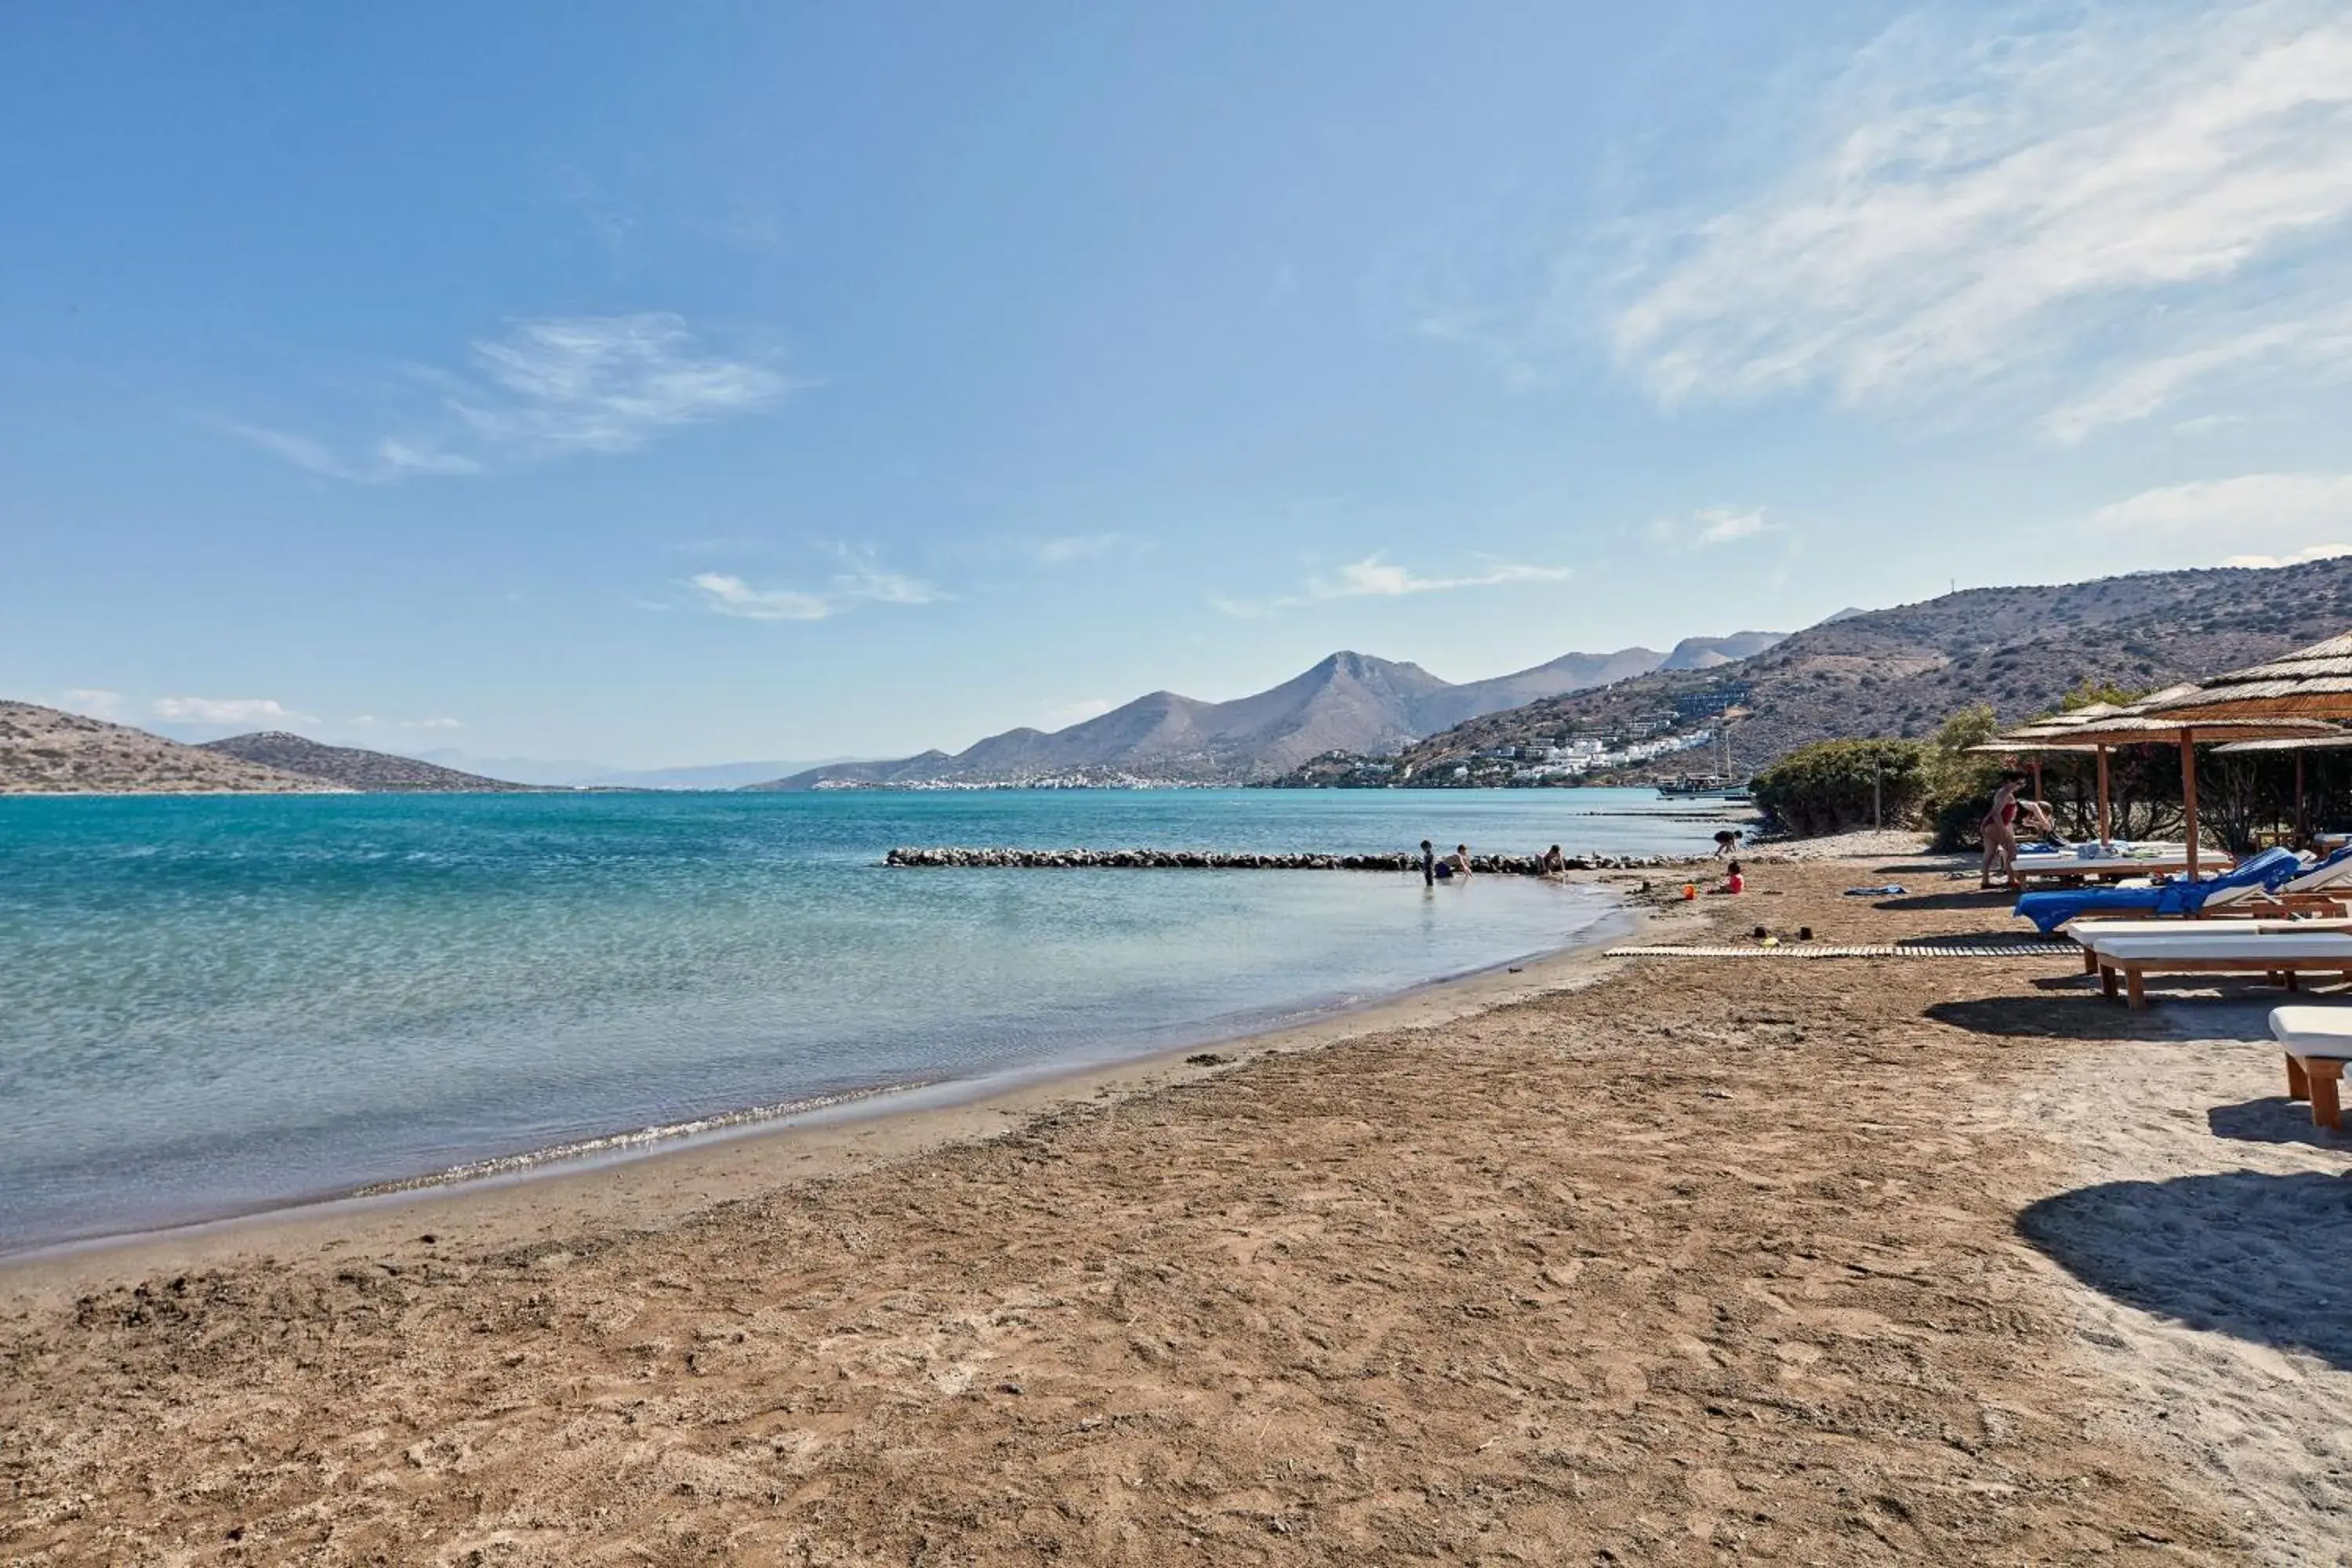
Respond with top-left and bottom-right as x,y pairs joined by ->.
1541,844 -> 1567,877
1449,844 -> 1473,880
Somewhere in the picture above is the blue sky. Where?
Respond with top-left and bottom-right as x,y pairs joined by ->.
6,1 -> 2351,768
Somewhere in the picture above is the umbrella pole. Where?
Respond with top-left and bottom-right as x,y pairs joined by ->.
2096,746 -> 2111,846
2031,758 -> 2043,805
2181,730 -> 2200,879
2296,753 -> 2307,847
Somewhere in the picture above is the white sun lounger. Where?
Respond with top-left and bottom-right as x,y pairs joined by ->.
2267,1006 -> 2352,1131
2082,931 -> 2352,1009
2064,917 -> 2352,973
2009,851 -> 2194,889
2270,855 -> 2352,898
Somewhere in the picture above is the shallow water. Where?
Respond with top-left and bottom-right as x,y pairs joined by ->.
0,788 -> 1732,1248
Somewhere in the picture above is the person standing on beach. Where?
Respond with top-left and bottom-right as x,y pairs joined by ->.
1419,839 -> 1436,887
1980,775 -> 2024,889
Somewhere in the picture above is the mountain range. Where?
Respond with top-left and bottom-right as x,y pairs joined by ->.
199,732 -> 531,791
749,633 -> 1786,789
0,702 -> 329,794
1377,557 -> 2352,781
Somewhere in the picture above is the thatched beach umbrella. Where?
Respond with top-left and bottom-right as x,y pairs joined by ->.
2143,632 -> 2352,723
2212,732 -> 2352,843
2027,695 -> 2339,877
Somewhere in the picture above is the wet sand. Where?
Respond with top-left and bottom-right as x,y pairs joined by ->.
4,857 -> 2347,1563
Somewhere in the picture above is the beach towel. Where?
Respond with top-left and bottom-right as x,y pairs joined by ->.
2012,846 -> 2303,934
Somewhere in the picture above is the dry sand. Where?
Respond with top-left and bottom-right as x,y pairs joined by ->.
3,858 -> 2347,1565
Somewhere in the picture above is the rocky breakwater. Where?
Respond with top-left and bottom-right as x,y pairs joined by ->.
884,847 -> 1685,873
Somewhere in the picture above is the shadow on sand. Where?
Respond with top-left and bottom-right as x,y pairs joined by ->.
2208,1095 -> 2352,1152
2019,1171 -> 2352,1372
1872,889 -> 2022,913
1923,993 -> 2170,1039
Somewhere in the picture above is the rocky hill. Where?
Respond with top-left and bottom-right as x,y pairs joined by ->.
753,635 -> 1788,789
0,702 -> 331,794
200,731 -> 529,791
1373,558 -> 2352,782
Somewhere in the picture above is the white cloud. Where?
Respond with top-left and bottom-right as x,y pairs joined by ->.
1694,505 -> 1768,545
2221,543 -> 2352,568
688,558 -> 941,622
1045,698 -> 1115,726
2092,472 -> 2352,536
227,314 -> 788,481
1218,553 -> 1570,615
59,688 -> 125,720
1650,504 -> 1777,550
403,717 -> 464,730
2045,308 -> 2352,443
689,574 -> 835,622
1606,2 -> 2352,430
453,314 -> 788,456
1306,554 -> 1570,601
151,697 -> 315,725
2173,412 -> 2252,436
1029,533 -> 1127,566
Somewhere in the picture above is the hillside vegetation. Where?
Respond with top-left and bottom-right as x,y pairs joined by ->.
758,634 -> 1786,789
0,703 -> 328,794
1373,558 -> 2352,782
200,732 -> 528,791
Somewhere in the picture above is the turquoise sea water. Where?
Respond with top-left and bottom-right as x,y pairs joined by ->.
0,788 -> 1730,1250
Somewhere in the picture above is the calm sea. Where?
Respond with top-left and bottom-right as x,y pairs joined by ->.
0,788 -> 1730,1250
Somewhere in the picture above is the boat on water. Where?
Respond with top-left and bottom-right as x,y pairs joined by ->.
1656,773 -> 1752,800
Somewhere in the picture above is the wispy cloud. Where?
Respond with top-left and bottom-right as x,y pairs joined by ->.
2221,543 -> 2352,568
1603,2 -> 2352,430
2045,308 -> 2352,444
1696,506 -> 1767,545
59,688 -> 125,720
151,696 -> 315,725
688,557 -> 942,622
1027,533 -> 1130,566
1217,552 -> 1570,615
349,714 -> 465,731
1044,698 -> 1115,726
1649,504 -> 1778,550
2091,472 -> 2352,535
227,313 -> 789,482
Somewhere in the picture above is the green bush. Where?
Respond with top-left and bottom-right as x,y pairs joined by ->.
1931,793 -> 1994,852
1751,739 -> 1930,836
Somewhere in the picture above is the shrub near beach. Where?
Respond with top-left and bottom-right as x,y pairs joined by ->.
1751,738 -> 1929,836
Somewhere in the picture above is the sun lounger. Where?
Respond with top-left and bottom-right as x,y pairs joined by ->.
2261,847 -> 2352,904
2267,1006 -> 2352,1131
2013,847 -> 2303,934
2082,929 -> 2352,1009
2063,916 -> 2352,973
2008,844 -> 2195,889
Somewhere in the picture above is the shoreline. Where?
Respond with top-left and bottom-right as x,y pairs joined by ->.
0,871 -> 1681,1305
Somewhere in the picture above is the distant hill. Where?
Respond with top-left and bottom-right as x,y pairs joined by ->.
0,702 -> 330,794
1660,631 -> 1787,671
750,636 -> 1788,789
1375,559 -> 2352,781
397,750 -> 872,789
201,731 -> 531,791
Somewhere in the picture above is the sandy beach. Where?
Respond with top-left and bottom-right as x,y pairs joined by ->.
4,854 -> 2347,1564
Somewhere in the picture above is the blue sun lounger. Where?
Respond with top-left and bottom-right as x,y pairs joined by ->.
2013,845 -> 2306,934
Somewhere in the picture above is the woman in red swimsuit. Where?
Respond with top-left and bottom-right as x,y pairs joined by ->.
1980,776 -> 2024,889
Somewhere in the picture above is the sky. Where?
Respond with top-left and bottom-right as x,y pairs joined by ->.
5,1 -> 2352,770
